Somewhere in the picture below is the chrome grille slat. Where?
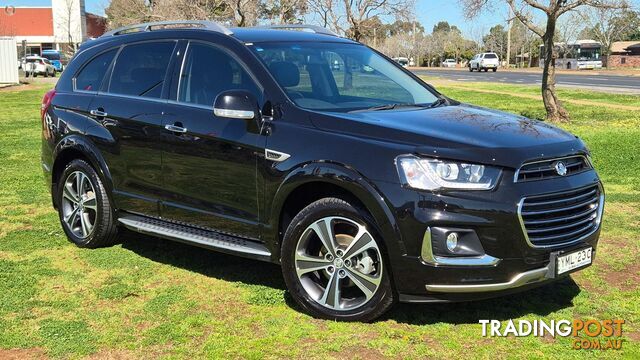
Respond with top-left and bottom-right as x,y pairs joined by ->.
526,214 -> 598,234
515,155 -> 591,182
518,184 -> 603,248
523,189 -> 597,207
523,206 -> 598,225
521,197 -> 598,216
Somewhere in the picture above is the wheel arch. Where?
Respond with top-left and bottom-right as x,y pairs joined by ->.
51,135 -> 114,209
267,161 -> 405,264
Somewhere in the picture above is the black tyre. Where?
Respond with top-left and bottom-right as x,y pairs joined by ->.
492,68 -> 497,72
56,159 -> 119,248
469,65 -> 473,72
281,197 -> 394,322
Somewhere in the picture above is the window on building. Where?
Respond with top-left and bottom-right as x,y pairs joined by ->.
109,42 -> 176,98
178,42 -> 260,106
74,49 -> 117,92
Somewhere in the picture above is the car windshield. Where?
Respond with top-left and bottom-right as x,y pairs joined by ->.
42,53 -> 61,61
484,54 -> 498,59
251,42 -> 438,112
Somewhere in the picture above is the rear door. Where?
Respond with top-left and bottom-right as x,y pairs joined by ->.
87,40 -> 178,216
159,40 -> 265,239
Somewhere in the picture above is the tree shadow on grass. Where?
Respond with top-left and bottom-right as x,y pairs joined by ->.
120,231 -> 581,325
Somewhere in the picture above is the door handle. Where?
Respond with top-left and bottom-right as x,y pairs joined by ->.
89,109 -> 108,117
165,124 -> 187,133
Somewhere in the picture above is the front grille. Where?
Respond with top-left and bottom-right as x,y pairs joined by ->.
515,156 -> 591,182
518,184 -> 602,248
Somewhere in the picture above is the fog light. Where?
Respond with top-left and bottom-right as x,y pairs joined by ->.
446,232 -> 458,252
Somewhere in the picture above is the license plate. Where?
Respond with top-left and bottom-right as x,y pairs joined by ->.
556,247 -> 592,275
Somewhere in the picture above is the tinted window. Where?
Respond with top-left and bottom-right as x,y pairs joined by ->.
109,42 -> 175,98
75,50 -> 116,92
178,42 -> 260,106
484,54 -> 498,59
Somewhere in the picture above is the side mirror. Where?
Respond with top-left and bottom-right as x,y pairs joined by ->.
213,90 -> 259,120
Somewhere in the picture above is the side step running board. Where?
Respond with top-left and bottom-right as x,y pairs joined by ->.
118,214 -> 271,261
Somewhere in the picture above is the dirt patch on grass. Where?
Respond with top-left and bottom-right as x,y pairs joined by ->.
335,345 -> 387,360
599,262 -> 640,291
0,348 -> 47,359
85,349 -> 138,360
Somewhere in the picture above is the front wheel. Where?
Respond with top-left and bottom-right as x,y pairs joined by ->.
57,159 -> 119,248
492,68 -> 497,72
281,198 -> 394,322
469,65 -> 473,72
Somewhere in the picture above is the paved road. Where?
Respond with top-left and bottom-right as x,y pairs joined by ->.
412,69 -> 640,93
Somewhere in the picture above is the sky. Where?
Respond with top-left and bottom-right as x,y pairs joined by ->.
6,0 -> 640,39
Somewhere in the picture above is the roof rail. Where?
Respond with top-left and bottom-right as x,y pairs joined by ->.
258,24 -> 339,37
101,20 -> 233,37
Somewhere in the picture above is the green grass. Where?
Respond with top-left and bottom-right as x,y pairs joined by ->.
0,83 -> 639,359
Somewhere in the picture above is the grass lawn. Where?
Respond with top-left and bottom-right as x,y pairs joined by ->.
0,82 -> 638,359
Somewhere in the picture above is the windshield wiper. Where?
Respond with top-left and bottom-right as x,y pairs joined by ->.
351,98 -> 447,113
426,98 -> 447,108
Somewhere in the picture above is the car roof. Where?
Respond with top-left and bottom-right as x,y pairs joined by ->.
230,27 -> 356,44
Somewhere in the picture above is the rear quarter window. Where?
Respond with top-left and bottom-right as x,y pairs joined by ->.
74,49 -> 117,92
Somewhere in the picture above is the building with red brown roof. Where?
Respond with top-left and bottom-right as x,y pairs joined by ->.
0,1 -> 106,57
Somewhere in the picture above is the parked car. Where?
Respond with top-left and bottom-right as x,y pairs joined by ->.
441,59 -> 456,68
24,56 -> 56,77
392,57 -> 409,67
469,52 -> 499,72
41,50 -> 65,72
42,21 -> 603,322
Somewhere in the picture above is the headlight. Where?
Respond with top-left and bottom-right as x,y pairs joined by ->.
396,155 -> 501,191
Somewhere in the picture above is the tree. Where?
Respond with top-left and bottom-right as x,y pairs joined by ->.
578,5 -> 638,54
308,0 -> 414,41
460,0 -> 627,122
261,0 -> 308,24
483,25 -> 508,58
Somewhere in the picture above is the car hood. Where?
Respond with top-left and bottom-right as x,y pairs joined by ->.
311,103 -> 586,168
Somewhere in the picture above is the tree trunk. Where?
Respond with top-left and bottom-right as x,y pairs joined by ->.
541,17 -> 569,122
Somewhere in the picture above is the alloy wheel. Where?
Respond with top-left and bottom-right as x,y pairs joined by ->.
61,171 -> 98,238
294,216 -> 383,311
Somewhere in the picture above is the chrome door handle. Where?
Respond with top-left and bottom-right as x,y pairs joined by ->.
165,124 -> 187,133
90,109 -> 108,117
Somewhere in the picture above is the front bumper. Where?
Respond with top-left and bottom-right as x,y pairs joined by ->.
374,168 -> 603,301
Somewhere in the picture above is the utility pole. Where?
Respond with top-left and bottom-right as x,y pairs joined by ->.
506,7 -> 513,69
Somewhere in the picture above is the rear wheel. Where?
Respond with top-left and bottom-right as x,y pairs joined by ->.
57,159 -> 119,248
281,197 -> 394,322
492,68 -> 497,72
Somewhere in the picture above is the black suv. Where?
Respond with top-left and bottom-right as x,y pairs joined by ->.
41,21 -> 603,321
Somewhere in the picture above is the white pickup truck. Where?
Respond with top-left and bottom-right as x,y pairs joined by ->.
469,52 -> 500,72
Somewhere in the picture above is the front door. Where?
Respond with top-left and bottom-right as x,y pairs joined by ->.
160,41 -> 265,240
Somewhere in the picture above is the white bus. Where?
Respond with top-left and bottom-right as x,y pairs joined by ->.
540,40 -> 603,70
